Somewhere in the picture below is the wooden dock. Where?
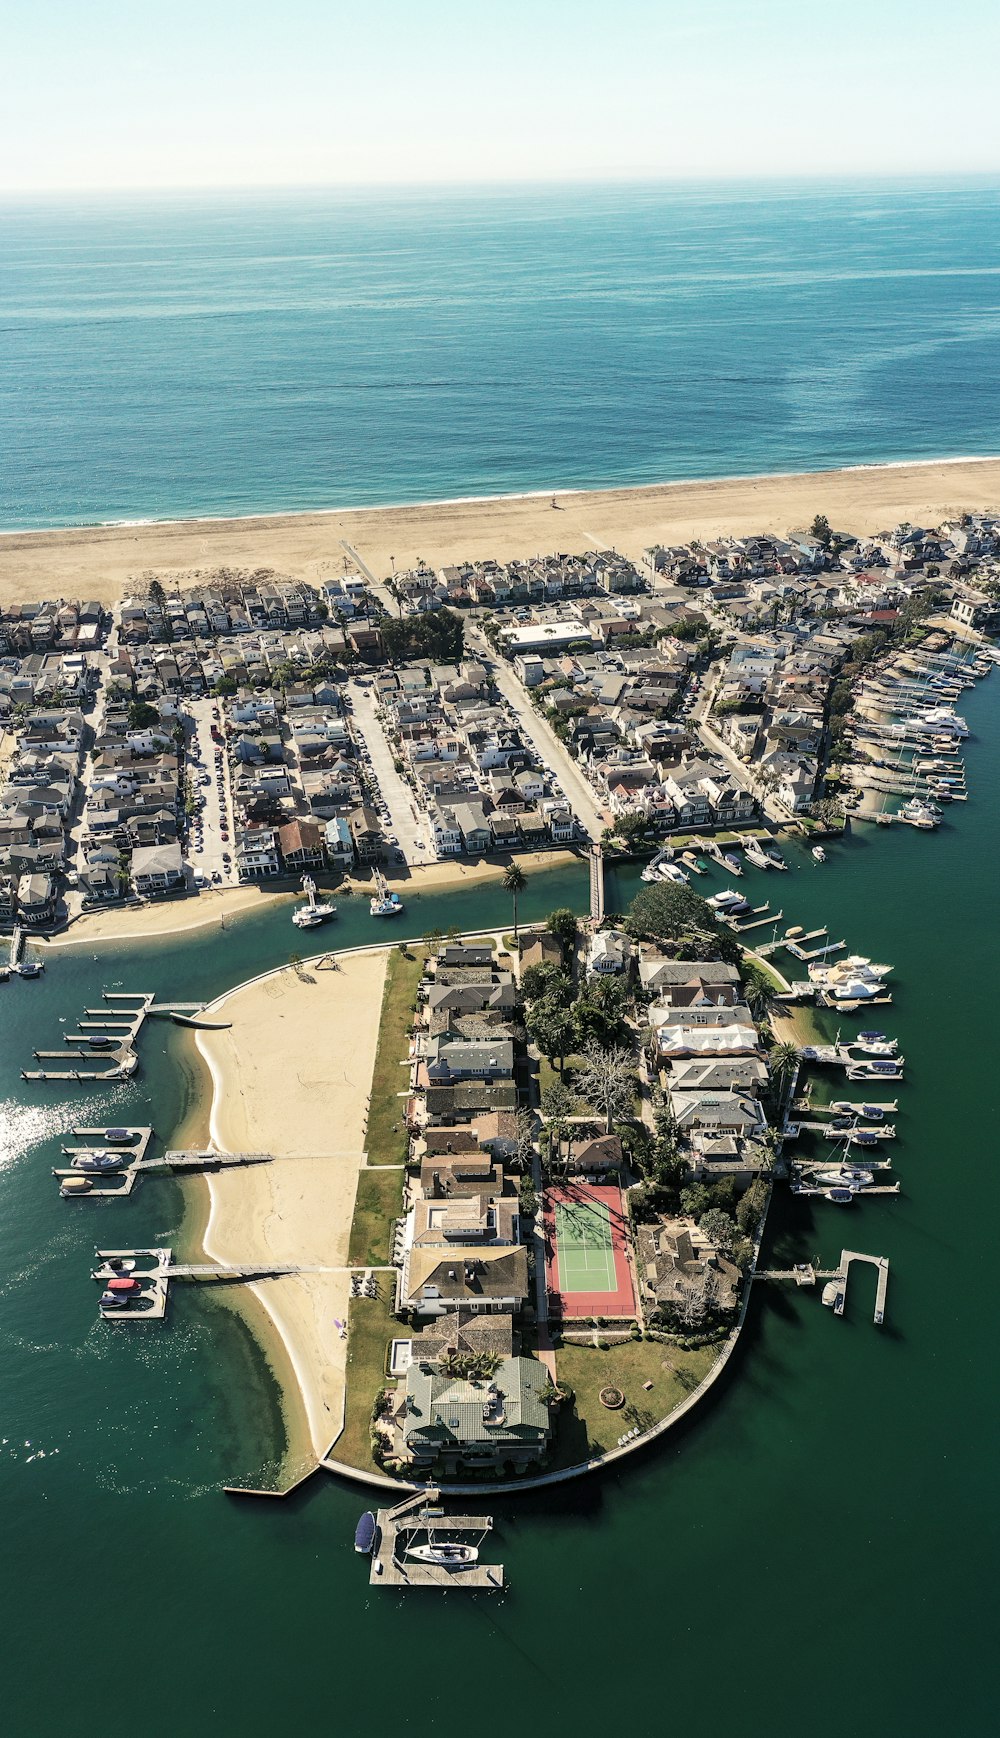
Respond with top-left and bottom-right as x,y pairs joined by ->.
54,1127 -> 154,1196
87,1247 -> 352,1320
368,1490 -> 505,1591
755,1248 -> 889,1324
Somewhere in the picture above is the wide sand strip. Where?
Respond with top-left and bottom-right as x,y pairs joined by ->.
2,456 -> 999,606
197,948 -> 388,1462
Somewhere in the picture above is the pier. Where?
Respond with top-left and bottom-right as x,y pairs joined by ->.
23,990 -> 214,1083
89,1247 -> 360,1315
755,1249 -> 889,1324
366,1490 -> 504,1591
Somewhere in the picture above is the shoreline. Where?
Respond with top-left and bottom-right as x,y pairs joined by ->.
193,947 -> 389,1472
4,455 -> 1000,605
40,847 -> 579,948
4,451 -> 999,542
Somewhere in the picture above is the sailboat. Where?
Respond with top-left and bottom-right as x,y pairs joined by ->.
405,1537 -> 479,1567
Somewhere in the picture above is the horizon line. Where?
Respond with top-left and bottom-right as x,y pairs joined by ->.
3,169 -> 1000,199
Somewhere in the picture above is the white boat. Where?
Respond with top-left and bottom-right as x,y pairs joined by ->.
370,870 -> 404,917
744,840 -> 772,868
291,875 -> 337,928
826,980 -> 881,1002
405,1541 -> 479,1567
709,888 -> 744,911
815,1166 -> 874,1189
852,1037 -> 898,1056
811,846 -> 826,863
661,862 -> 689,884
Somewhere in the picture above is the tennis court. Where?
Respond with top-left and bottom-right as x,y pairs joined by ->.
543,1181 -> 637,1319
554,1199 -> 617,1293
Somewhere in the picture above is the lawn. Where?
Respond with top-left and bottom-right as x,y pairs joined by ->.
365,946 -> 426,1167
334,1293 -> 398,1475
349,1166 -> 405,1266
551,1336 -> 718,1467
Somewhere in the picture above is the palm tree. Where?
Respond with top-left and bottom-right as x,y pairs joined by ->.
502,861 -> 527,944
768,1039 -> 799,1096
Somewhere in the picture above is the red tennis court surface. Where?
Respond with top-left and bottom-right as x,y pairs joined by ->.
542,1180 -> 637,1319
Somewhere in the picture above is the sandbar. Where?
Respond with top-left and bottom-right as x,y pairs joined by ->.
2,456 -> 999,606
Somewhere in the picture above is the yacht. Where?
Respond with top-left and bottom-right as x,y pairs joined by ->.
709,889 -> 745,912
370,870 -> 404,917
73,1151 -> 127,1172
661,862 -> 689,885
811,845 -> 826,863
899,798 -> 939,829
853,1037 -> 898,1057
291,874 -> 337,929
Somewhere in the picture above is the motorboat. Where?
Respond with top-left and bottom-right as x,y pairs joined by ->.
763,844 -> 787,870
825,1188 -> 855,1205
857,1029 -> 888,1042
826,980 -> 880,1002
292,875 -> 337,928
860,1104 -> 887,1120
73,1151 -> 126,1172
721,853 -> 744,876
709,889 -> 746,913
853,1037 -> 898,1056
370,871 -> 404,917
18,962 -> 44,978
811,846 -> 826,862
104,1129 -> 138,1145
661,862 -> 689,884
405,1540 -> 479,1567
899,799 -> 939,828
846,1129 -> 882,1146
743,839 -> 772,869
354,1511 -> 379,1555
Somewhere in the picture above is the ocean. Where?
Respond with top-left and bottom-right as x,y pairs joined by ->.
2,726 -> 1000,1733
2,178 -> 1000,530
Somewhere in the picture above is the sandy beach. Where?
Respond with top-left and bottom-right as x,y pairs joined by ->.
196,948 -> 388,1467
2,457 -> 999,606
42,847 -> 578,948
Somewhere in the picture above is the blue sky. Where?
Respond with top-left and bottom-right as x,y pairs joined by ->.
3,0 -> 999,189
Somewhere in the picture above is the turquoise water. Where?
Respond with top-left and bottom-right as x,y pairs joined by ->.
2,178 -> 1000,529
2,675 -> 999,1732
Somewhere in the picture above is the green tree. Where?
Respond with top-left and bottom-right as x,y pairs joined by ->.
546,907 -> 579,955
768,1039 -> 800,1096
741,959 -> 777,1024
127,700 -> 161,730
521,961 -> 572,1005
698,1208 -> 738,1253
810,514 -> 833,549
528,996 -> 575,1075
214,675 -> 237,697
502,861 -> 527,944
626,881 -> 739,963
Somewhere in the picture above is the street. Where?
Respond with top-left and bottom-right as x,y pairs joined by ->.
345,679 -> 435,865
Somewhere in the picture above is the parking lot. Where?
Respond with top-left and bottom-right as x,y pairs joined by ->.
344,679 -> 435,866
183,697 -> 237,888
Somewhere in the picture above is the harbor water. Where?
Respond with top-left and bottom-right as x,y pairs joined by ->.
2,674 -> 999,1734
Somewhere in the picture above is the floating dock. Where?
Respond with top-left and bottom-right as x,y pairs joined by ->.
53,1127 -> 154,1196
368,1490 -> 504,1591
755,1249 -> 889,1324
